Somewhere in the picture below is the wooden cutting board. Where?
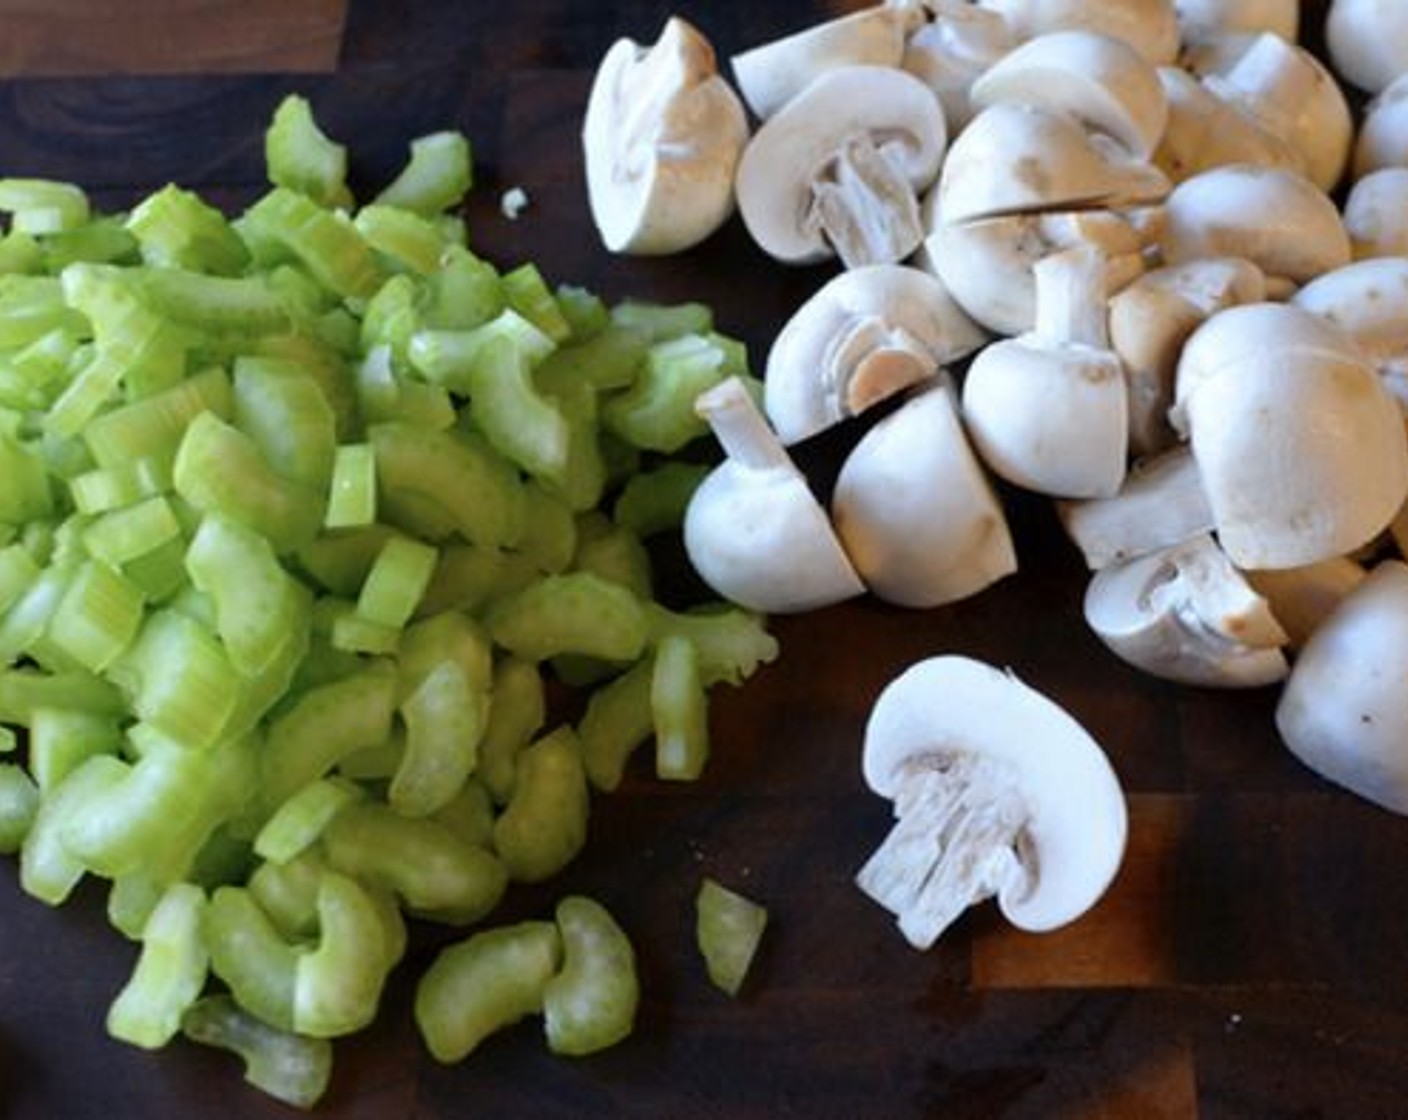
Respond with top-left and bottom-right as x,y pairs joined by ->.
4,2 -> 1408,1117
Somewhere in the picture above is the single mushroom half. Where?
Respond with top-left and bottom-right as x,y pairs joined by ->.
1153,65 -> 1305,183
682,376 -> 864,613
902,0 -> 1017,134
1325,0 -> 1408,96
763,264 -> 986,446
1354,74 -> 1408,179
735,65 -> 947,269
1293,257 -> 1408,407
582,16 -> 749,255
1084,532 -> 1289,687
831,384 -> 1017,608
856,654 -> 1128,949
1341,169 -> 1408,260
976,0 -> 1179,65
1276,559 -> 1408,814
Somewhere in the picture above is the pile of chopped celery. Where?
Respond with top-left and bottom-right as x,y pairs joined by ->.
0,94 -> 778,1108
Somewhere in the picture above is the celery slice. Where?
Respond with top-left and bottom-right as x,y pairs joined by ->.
232,355 -> 337,492
356,534 -> 438,629
696,878 -> 768,997
242,188 -> 382,301
0,762 -> 39,853
106,882 -> 209,1050
355,204 -> 447,275
652,634 -> 709,781
0,178 -> 90,233
182,994 -> 332,1110
47,559 -> 146,673
374,131 -> 473,216
325,443 -> 377,529
82,496 -> 182,567
501,263 -> 571,343
265,94 -> 352,211
487,572 -> 648,663
253,777 -> 361,865
126,184 -> 250,275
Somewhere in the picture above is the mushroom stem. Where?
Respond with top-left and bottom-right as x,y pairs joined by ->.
694,376 -> 790,472
806,135 -> 926,268
1032,245 -> 1111,349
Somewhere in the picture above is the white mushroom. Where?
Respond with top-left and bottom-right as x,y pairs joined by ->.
1173,0 -> 1298,43
1325,0 -> 1408,95
1083,532 -> 1289,687
1153,65 -> 1305,183
1244,557 -> 1368,649
734,65 -> 948,268
682,377 -> 864,613
763,264 -> 986,446
582,17 -> 749,255
1341,169 -> 1408,260
831,385 -> 1017,608
936,102 -> 1170,227
969,30 -> 1169,158
902,0 -> 1016,134
1354,74 -> 1408,178
975,0 -> 1180,65
1293,257 -> 1408,405
961,245 -> 1129,499
1275,560 -> 1408,814
856,654 -> 1127,949
730,5 -> 923,122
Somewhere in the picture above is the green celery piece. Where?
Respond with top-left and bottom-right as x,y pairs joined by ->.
46,558 -> 146,673
518,482 -> 577,575
0,541 -> 42,614
19,754 -> 126,904
264,94 -> 352,210
552,283 -> 610,339
603,333 -> 731,453
610,299 -> 712,340
0,762 -> 39,853
374,131 -> 473,216
248,850 -> 325,939
0,563 -> 74,666
106,882 -> 209,1050
126,184 -> 251,275
141,268 -> 289,334
204,886 -> 299,1031
252,777 -> 361,865
0,430 -> 54,524
360,274 -> 421,369
254,331 -> 359,441
41,216 -> 140,271
356,534 -> 438,629
416,542 -> 538,617
613,461 -> 709,537
28,706 -> 122,790
81,496 -> 182,567
120,535 -> 189,604
421,244 -> 503,330
409,307 -> 554,394
534,323 -> 651,396
11,325 -> 82,391
543,896 -> 639,1056
181,995 -> 333,1110
325,443 -> 376,529
241,188 -> 382,301
232,355 -> 337,492
501,263 -> 571,343
430,778 -> 496,848
0,228 -> 44,274
355,204 -> 448,275
293,870 -> 395,1038
577,658 -> 655,793
651,634 -> 709,781
696,877 -> 768,997
0,178 -> 90,233
487,571 -> 649,663
491,726 -> 589,883
296,523 -> 396,598
0,666 -> 126,724
391,659 -> 485,817
648,603 -> 780,687
538,374 -> 607,513
571,512 -> 652,600
82,364 -> 232,470
0,275 -> 87,348
397,609 -> 493,702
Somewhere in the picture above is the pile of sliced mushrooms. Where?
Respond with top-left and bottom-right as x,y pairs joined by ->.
582,1 -> 1408,949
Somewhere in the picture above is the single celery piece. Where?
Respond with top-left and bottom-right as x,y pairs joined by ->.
327,599 -> 402,655
264,94 -> 352,210
182,995 -> 333,1110
476,657 -> 545,804
534,324 -> 650,396
417,543 -> 539,617
0,542 -> 43,615
126,184 -> 250,275
540,374 -> 608,513
252,777 -> 362,865
374,131 -> 473,216
0,762 -> 40,852
105,882 -> 209,1049
242,188 -> 382,301
248,850 -> 325,940
571,512 -> 652,600
486,571 -> 648,664
501,263 -> 571,343
0,665 -> 126,724
553,284 -> 609,338
543,896 -> 639,1056
422,244 -> 502,330
613,462 -> 709,537
517,483 -> 577,576
46,559 -> 146,672
0,430 -> 54,524
28,705 -> 122,790
354,204 -> 447,275
204,885 -> 299,1031
414,920 -> 561,1064
19,754 -> 127,904
293,870 -> 394,1038
492,726 -> 589,884
0,178 -> 90,233
577,658 -> 655,793
81,495 -> 182,567
232,355 -> 337,493
603,333 -> 732,454
296,523 -> 396,598
652,634 -> 710,782
324,443 -> 376,529
391,659 -> 486,817
696,878 -> 769,997
610,299 -> 712,340
81,364 -> 231,470
356,534 -> 438,629
141,268 -> 289,334
430,779 -> 496,849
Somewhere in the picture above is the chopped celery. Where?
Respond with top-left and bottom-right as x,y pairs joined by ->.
543,896 -> 638,1056
325,443 -> 377,529
46,559 -> 146,673
0,178 -> 90,233
356,534 -> 438,629
28,706 -> 122,790
81,496 -> 182,567
492,727 -> 589,883
141,268 -> 289,334
355,204 -> 447,275
577,659 -> 655,793
264,94 -> 352,210
181,995 -> 333,1110
106,882 -> 209,1049
0,763 -> 39,852
487,572 -> 648,664
613,462 -> 709,537
242,188 -> 382,301
696,877 -> 768,997
126,184 -> 250,275
501,263 -> 571,343
603,333 -> 732,453
232,356 -> 337,493
476,657 -> 545,804
651,634 -> 709,781
375,131 -> 473,216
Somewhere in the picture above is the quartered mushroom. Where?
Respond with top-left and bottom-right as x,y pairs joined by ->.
1245,556 -> 1367,649
1325,0 -> 1408,96
1276,560 -> 1408,814
961,245 -> 1128,499
1354,74 -> 1408,178
582,16 -> 749,255
856,654 -> 1128,949
1293,257 -> 1408,406
1341,169 -> 1408,260
734,65 -> 946,269
682,377 -> 864,614
831,384 -> 1017,609
1153,65 -> 1305,183
1084,532 -> 1289,687
902,0 -> 1016,134
975,0 -> 1179,65
730,5 -> 922,122
763,264 -> 985,446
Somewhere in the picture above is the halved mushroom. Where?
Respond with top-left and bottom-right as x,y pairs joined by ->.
730,5 -> 922,121
1153,65 -> 1305,183
682,377 -> 864,613
1293,257 -> 1408,405
734,65 -> 947,269
1325,0 -> 1408,96
856,654 -> 1127,949
763,264 -> 986,446
831,384 -> 1017,608
1276,560 -> 1408,814
1084,532 -> 1289,687
1342,169 -> 1408,260
975,0 -> 1179,65
582,17 -> 749,255
902,0 -> 1016,134
1353,74 -> 1408,178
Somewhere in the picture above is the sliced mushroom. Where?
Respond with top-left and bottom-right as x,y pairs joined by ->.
1325,0 -> 1408,96
734,65 -> 947,269
1153,65 -> 1305,183
1084,532 -> 1289,687
1244,556 -> 1367,649
856,654 -> 1127,949
969,30 -> 1169,158
962,245 -> 1129,499
1354,74 -> 1408,178
682,377 -> 864,613
582,17 -> 749,255
902,0 -> 1016,134
976,0 -> 1179,65
1276,560 -> 1408,814
763,265 -> 986,446
831,385 -> 1017,608
1342,169 -> 1408,260
730,5 -> 922,121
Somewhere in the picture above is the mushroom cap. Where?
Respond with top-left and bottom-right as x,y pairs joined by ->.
937,102 -> 1170,226
1354,74 -> 1408,178
734,65 -> 947,266
976,0 -> 1179,65
831,385 -> 1016,608
1293,257 -> 1408,366
862,655 -> 1127,932
1173,0 -> 1299,42
1342,168 -> 1408,260
1275,560 -> 1408,814
902,2 -> 1016,134
763,264 -> 986,446
969,29 -> 1169,158
582,17 -> 748,255
1326,0 -> 1408,95
1153,65 -> 1305,183
730,5 -> 920,121
1083,532 -> 1289,688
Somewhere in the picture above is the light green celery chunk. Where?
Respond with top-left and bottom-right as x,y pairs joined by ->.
0,275 -> 86,348
369,422 -> 525,549
0,563 -> 71,665
355,342 -> 402,419
518,483 -> 577,575
111,608 -> 240,749
577,658 -> 654,793
0,228 -> 43,274
543,895 -> 639,1056
397,608 -> 493,701
431,779 -> 496,848
81,496 -> 182,567
40,216 -> 139,271
82,364 -> 231,469
252,777 -> 362,865
414,920 -> 561,1064
255,332 -> 358,441
293,870 -> 394,1038
477,656 -> 546,804
652,634 -> 709,781
106,882 -> 209,1049
553,284 -> 609,339
360,275 -> 420,370
242,188 -> 382,301
141,268 -> 289,334
0,431 -> 54,523
422,244 -> 502,330
248,850 -> 324,939
0,542 -> 42,614
68,458 -> 168,515
265,94 -> 352,210
259,659 -> 398,810
501,263 -> 571,343
603,333 -> 730,453
696,877 -> 768,997
20,754 -> 126,904
571,512 -> 652,600
121,535 -> 189,604
329,601 -> 400,655
357,534 -> 437,628
355,204 -> 447,275
0,666 -> 126,724
12,325 -> 81,390
538,375 -> 606,512
325,443 -> 376,529
232,355 -> 337,492
492,726 -> 589,883
174,411 -> 323,554
29,706 -> 122,790
648,603 -> 780,687
322,801 -> 507,923
336,729 -> 405,780
0,763 -> 39,852
0,178 -> 90,233
374,131 -> 473,216
418,543 -> 538,617
181,994 -> 333,1110
0,725 -> 13,751
487,571 -> 648,663
534,324 -> 650,395
610,299 -> 712,341
296,523 -> 396,597
46,559 -> 145,673
391,659 -> 485,817
204,886 -> 298,1030
613,461 -> 709,537
126,184 -> 250,275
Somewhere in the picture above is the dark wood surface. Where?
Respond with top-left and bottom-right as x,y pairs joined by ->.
5,2 -> 1408,1117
